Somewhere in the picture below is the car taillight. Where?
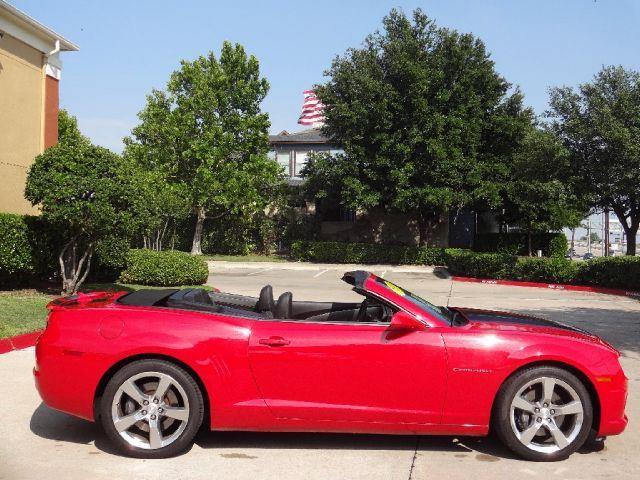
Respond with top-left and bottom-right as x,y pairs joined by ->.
46,291 -> 120,311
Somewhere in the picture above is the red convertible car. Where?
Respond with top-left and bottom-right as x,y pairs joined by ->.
34,271 -> 627,461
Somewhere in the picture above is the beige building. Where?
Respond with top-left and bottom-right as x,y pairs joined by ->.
0,0 -> 77,214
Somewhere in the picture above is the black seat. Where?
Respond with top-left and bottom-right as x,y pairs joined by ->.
256,285 -> 275,313
274,292 -> 292,319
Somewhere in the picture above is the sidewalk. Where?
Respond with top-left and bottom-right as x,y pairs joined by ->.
207,260 -> 440,274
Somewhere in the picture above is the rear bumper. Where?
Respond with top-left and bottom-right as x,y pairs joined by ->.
34,332 -> 100,421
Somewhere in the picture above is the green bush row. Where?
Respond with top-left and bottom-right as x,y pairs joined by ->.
291,241 -> 447,265
119,249 -> 209,286
444,249 -> 518,279
291,240 -> 640,291
473,232 -> 568,258
0,213 -> 132,287
0,213 -> 35,286
446,250 -> 640,291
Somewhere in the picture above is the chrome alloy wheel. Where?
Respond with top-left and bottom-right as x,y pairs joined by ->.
111,371 -> 190,450
510,376 -> 584,454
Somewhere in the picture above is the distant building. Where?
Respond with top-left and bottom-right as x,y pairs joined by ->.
0,0 -> 78,214
268,125 -> 482,247
268,128 -> 338,186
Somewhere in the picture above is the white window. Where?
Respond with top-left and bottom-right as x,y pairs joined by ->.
276,151 -> 290,176
295,151 -> 309,177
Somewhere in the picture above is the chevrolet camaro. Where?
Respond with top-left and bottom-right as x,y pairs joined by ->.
34,271 -> 627,460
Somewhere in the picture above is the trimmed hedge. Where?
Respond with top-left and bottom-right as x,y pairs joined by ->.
119,249 -> 209,286
576,256 -> 640,291
473,232 -> 568,258
446,250 -> 640,291
291,241 -> 446,265
510,257 -> 580,284
290,240 -> 640,291
0,213 -> 35,287
444,249 -> 517,279
92,236 -> 131,281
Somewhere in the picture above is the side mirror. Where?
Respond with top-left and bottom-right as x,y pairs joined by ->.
389,311 -> 425,331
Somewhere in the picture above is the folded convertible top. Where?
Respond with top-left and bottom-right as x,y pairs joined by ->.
117,289 -> 179,306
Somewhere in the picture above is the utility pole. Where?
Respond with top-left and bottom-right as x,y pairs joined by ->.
604,210 -> 610,257
587,217 -> 592,254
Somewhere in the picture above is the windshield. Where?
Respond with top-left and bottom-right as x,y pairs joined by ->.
374,277 -> 451,323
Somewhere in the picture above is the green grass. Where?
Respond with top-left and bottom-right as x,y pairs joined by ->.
0,282 -> 214,339
203,253 -> 290,263
0,290 -> 53,338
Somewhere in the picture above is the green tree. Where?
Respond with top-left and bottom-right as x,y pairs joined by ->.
548,66 -> 640,255
125,42 -> 283,255
312,9 -> 532,245
129,168 -> 190,251
57,109 -> 90,148
501,127 -> 586,255
25,145 -> 135,294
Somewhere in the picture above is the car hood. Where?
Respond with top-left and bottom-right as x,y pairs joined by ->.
451,307 -> 594,337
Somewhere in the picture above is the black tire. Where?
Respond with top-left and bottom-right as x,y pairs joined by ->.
100,359 -> 204,458
493,366 -> 593,461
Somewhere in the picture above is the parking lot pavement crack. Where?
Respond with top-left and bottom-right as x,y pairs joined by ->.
445,278 -> 454,307
408,436 -> 420,480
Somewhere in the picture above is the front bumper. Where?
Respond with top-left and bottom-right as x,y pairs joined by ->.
596,369 -> 628,436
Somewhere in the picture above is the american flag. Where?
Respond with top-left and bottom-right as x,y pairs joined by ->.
298,89 -> 325,127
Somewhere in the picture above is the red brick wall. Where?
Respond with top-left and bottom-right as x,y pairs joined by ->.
44,75 -> 59,148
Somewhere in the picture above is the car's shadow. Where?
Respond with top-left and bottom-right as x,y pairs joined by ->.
29,402 -> 543,460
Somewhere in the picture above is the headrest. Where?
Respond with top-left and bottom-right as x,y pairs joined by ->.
256,285 -> 275,312
274,291 -> 292,319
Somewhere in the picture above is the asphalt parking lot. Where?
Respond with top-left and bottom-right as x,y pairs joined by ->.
1,262 -> 638,480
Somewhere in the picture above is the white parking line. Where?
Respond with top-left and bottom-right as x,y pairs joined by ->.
313,269 -> 329,278
247,267 -> 273,276
380,271 -> 387,278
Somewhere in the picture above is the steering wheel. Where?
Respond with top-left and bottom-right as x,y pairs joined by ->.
356,298 -> 370,322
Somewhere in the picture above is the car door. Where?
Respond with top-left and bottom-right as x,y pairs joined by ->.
247,317 -> 447,426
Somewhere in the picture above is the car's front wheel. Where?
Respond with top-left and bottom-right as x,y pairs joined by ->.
100,359 -> 204,458
493,366 -> 593,461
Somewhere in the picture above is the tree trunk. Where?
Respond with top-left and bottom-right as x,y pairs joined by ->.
570,229 -> 575,250
623,215 -> 638,256
527,227 -> 533,256
191,206 -> 206,255
416,211 -> 441,247
627,232 -> 637,256
611,207 -> 639,256
58,237 -> 95,295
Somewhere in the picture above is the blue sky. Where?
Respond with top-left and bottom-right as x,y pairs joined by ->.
12,0 -> 640,154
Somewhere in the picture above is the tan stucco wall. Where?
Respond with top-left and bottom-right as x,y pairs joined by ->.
0,33 -> 43,214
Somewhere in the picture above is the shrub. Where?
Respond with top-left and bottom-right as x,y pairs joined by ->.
91,236 -> 131,281
444,249 -> 517,279
548,234 -> 569,258
290,241 -> 446,265
511,257 -> 579,284
576,256 -> 640,291
119,249 -> 209,286
0,213 -> 35,287
473,232 -> 568,257
0,214 -> 65,286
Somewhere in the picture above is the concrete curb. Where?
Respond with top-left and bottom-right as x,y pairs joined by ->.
208,260 -> 438,274
0,330 -> 41,355
452,276 -> 640,299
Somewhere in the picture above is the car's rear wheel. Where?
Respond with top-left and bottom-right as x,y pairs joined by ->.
493,366 -> 593,461
100,359 -> 204,458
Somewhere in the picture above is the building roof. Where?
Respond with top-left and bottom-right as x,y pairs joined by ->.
269,128 -> 330,145
0,0 -> 79,53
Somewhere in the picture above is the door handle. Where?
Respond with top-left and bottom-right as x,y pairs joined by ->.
259,336 -> 290,347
